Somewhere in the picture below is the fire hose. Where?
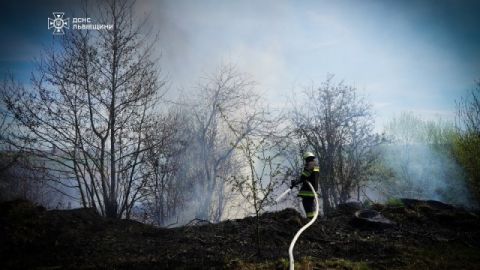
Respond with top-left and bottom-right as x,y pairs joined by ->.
286,182 -> 319,270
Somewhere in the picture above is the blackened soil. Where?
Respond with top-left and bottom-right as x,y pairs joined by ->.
1,199 -> 479,269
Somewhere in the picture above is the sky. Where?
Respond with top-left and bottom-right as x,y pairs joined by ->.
1,0 -> 479,130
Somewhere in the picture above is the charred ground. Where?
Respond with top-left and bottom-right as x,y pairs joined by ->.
1,199 -> 480,269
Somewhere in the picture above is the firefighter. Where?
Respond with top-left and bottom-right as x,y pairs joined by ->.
290,152 -> 320,219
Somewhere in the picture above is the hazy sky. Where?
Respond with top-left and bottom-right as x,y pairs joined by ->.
1,0 -> 479,129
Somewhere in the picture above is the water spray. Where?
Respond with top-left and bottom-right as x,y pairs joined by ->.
275,188 -> 292,202
288,181 -> 319,270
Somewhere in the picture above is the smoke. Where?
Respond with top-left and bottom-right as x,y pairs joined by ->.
0,153 -> 76,209
379,144 -> 474,206
159,164 -> 250,227
370,113 -> 477,208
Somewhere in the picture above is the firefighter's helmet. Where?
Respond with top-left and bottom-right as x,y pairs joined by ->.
303,151 -> 315,160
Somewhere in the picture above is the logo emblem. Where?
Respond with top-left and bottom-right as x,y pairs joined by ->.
48,12 -> 69,35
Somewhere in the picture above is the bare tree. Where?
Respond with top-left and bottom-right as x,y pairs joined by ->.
190,64 -> 263,222
0,100 -> 18,175
291,76 -> 381,214
140,108 -> 192,226
1,0 -> 165,218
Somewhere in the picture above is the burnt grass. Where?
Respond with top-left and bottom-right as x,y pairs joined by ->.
1,199 -> 480,269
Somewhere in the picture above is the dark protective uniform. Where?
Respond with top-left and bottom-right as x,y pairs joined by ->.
291,166 -> 320,218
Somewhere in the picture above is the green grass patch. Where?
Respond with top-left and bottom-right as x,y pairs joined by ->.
318,258 -> 371,270
224,257 -> 371,269
385,198 -> 404,207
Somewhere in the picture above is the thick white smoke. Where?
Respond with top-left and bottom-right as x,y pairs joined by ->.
370,112 -> 477,208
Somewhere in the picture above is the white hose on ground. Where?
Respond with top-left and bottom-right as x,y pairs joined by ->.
288,181 -> 319,270
275,188 -> 292,202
